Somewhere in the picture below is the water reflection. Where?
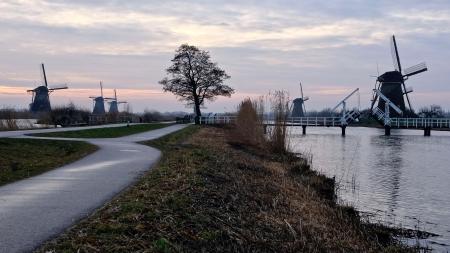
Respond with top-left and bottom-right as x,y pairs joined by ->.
290,127 -> 450,251
370,135 -> 403,217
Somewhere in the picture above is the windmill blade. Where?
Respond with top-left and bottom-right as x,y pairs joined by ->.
402,81 -> 414,113
370,79 -> 381,111
100,81 -> 104,97
403,62 -> 427,77
370,93 -> 378,111
49,84 -> 68,90
299,82 -> 304,99
391,35 -> 402,72
49,87 -> 68,91
303,96 -> 309,101
41,63 -> 48,87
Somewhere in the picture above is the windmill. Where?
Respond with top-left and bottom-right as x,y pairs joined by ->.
291,82 -> 309,117
89,81 -> 114,115
27,63 -> 68,113
371,35 -> 428,117
108,89 -> 127,114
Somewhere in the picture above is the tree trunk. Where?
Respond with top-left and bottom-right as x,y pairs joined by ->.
194,96 -> 202,125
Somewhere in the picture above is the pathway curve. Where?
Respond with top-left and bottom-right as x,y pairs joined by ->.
0,124 -> 187,252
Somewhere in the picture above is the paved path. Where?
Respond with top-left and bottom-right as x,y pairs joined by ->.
0,124 -> 187,253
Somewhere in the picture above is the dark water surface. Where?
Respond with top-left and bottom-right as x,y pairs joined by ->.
290,127 -> 450,251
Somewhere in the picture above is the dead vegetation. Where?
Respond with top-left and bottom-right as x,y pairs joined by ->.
37,125 -> 412,252
232,92 -> 291,154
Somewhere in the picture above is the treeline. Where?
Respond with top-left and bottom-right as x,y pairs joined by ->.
0,105 -> 189,130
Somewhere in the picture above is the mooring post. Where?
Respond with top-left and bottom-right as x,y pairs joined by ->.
263,125 -> 267,134
302,125 -> 306,135
424,127 -> 431,136
384,125 -> 391,136
341,126 -> 346,137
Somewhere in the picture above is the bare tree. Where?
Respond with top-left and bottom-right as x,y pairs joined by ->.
160,44 -> 234,124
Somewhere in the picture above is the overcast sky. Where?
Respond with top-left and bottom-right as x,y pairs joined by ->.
0,0 -> 449,113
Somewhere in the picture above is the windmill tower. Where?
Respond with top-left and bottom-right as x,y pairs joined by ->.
27,63 -> 68,113
291,82 -> 309,117
108,89 -> 127,114
89,82 -> 114,115
371,35 -> 428,117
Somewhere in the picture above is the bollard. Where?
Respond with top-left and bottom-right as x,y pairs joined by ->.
385,126 -> 391,136
341,126 -> 346,137
424,127 -> 431,136
302,125 -> 306,135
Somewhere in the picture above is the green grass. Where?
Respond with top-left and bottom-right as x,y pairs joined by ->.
30,123 -> 173,138
0,138 -> 97,186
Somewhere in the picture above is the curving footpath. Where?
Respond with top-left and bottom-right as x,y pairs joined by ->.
0,124 -> 187,253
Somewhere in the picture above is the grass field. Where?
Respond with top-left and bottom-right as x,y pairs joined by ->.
30,123 -> 173,138
0,138 -> 97,186
37,126 -> 412,252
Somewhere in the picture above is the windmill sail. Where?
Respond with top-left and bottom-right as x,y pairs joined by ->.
28,63 -> 68,113
391,35 -> 402,72
374,35 -> 428,117
292,82 -> 308,117
403,62 -> 427,77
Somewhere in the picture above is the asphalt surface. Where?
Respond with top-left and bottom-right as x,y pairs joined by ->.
0,124 -> 187,253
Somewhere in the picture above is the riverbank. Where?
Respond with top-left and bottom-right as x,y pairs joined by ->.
36,125 -> 414,252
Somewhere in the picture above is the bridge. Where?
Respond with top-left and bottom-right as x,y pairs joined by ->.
199,115 -> 357,136
199,115 -> 450,136
198,87 -> 449,136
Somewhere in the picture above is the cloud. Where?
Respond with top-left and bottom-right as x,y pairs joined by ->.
0,0 -> 450,111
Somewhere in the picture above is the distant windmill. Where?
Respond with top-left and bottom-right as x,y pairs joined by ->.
291,82 -> 309,117
27,63 -> 68,113
371,35 -> 428,117
89,81 -> 114,115
108,89 -> 127,114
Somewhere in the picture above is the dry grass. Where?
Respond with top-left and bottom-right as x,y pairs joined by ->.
266,91 -> 290,153
232,92 -> 291,154
0,109 -> 18,130
37,126 -> 412,253
232,98 -> 265,147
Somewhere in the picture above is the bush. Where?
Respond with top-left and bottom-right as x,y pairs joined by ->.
233,98 -> 265,147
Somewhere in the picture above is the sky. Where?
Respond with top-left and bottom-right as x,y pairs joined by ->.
0,0 -> 449,113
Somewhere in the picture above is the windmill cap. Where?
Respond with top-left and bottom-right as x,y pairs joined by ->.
377,71 -> 403,83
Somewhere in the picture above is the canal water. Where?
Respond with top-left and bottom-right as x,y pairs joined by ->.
290,127 -> 450,251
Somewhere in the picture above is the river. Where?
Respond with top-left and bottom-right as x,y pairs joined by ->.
290,126 -> 450,251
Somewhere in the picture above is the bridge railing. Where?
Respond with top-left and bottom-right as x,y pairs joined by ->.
199,116 -> 344,126
391,118 -> 450,128
286,117 -> 342,126
199,115 -> 236,125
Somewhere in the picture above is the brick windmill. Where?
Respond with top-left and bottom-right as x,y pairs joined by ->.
371,35 -> 428,117
108,89 -> 127,114
291,82 -> 309,117
89,81 -> 114,115
27,63 -> 68,113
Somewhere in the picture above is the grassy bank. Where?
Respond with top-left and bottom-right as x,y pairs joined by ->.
30,123 -> 172,138
0,138 -> 97,186
38,126 -> 411,252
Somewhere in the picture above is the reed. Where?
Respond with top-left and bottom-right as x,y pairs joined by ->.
232,98 -> 265,147
266,90 -> 290,154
